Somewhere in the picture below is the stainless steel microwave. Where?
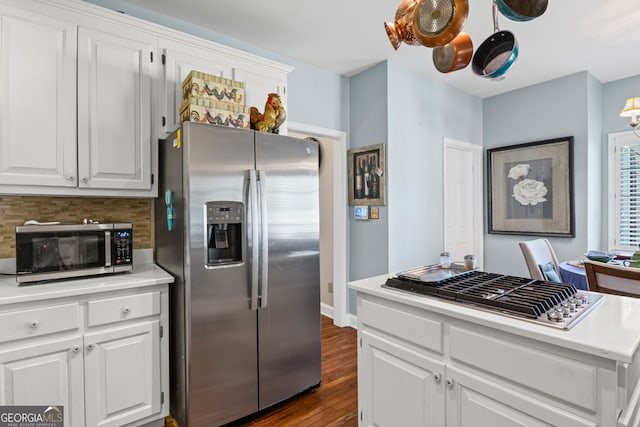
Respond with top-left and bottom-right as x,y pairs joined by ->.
15,223 -> 133,283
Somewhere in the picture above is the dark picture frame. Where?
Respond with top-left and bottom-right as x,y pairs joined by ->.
487,136 -> 575,237
347,144 -> 386,206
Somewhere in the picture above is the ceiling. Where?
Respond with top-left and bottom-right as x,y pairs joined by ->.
119,0 -> 640,99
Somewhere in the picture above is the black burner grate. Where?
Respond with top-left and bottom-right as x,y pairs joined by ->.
384,271 -> 578,319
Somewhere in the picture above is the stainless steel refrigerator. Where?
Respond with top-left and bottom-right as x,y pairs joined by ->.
154,122 -> 321,427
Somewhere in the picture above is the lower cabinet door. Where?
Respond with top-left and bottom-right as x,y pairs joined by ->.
0,336 -> 85,427
446,366 -> 595,427
84,321 -> 160,427
360,330 -> 445,427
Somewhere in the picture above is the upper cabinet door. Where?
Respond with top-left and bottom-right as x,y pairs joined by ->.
77,24 -> 155,190
159,38 -> 233,134
0,7 -> 77,187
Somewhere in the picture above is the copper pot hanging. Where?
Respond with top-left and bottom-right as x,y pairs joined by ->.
384,0 -> 422,50
412,0 -> 469,48
432,32 -> 473,73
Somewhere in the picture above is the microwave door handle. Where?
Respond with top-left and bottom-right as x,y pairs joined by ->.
259,170 -> 269,308
249,170 -> 259,311
104,231 -> 111,267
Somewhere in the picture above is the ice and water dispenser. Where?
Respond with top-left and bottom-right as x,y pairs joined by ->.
206,201 -> 243,266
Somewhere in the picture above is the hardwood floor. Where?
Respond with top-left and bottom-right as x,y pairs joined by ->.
232,315 -> 358,427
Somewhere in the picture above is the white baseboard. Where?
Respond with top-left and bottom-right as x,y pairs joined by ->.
347,313 -> 358,329
321,303 -> 358,329
320,302 -> 334,319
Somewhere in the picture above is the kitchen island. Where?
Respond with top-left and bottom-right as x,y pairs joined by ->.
0,262 -> 174,427
349,273 -> 640,427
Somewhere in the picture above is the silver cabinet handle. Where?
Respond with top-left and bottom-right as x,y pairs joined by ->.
72,346 -> 81,353
122,306 -> 130,314
86,343 -> 95,351
433,373 -> 442,384
30,320 -> 39,329
446,378 -> 455,389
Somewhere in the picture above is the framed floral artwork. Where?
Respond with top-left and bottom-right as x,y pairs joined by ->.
487,137 -> 575,237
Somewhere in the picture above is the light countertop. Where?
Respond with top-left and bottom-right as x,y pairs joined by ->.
349,273 -> 640,364
0,263 -> 174,306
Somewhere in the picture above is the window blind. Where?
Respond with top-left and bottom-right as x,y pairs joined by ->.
617,144 -> 640,248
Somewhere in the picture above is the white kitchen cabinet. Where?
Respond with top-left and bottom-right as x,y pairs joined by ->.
359,330 -> 444,427
0,336 -> 85,427
0,5 -> 77,187
354,290 -> 623,427
445,366 -> 595,427
158,34 -> 292,136
84,321 -> 160,427
0,273 -> 170,427
77,24 -> 155,191
232,63 -> 289,133
159,37 -> 233,134
0,0 -> 293,196
0,0 -> 156,197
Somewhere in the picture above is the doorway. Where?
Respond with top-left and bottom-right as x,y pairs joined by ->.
288,122 -> 348,327
443,138 -> 484,268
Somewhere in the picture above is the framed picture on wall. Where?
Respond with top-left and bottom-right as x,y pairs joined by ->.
487,136 -> 575,237
347,144 -> 386,206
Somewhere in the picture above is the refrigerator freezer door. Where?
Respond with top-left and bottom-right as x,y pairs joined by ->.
183,123 -> 259,426
255,132 -> 321,409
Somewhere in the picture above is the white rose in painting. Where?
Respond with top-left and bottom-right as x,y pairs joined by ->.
508,164 -> 531,180
513,179 -> 548,206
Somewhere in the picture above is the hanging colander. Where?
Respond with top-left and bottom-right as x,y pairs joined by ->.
412,0 -> 469,47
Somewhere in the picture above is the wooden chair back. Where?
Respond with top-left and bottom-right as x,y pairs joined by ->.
584,260 -> 640,297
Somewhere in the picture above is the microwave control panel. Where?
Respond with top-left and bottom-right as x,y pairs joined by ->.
114,228 -> 133,265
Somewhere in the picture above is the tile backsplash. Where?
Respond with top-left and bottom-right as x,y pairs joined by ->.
0,196 -> 152,258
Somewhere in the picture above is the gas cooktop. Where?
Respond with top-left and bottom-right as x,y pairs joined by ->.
382,267 -> 604,330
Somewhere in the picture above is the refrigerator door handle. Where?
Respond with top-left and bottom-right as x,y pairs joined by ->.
249,170 -> 260,311
258,170 -> 269,308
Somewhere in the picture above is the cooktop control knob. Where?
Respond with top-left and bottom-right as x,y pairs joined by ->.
547,310 -> 564,322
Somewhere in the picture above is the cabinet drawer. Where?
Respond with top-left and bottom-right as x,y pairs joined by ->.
360,298 -> 443,354
88,292 -> 161,327
449,326 -> 598,412
0,303 -> 80,343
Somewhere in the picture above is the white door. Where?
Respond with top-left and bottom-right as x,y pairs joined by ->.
77,24 -> 154,190
84,321 -> 160,427
443,138 -> 483,268
360,331 -> 445,427
0,7 -> 77,187
0,336 -> 85,427
159,38 -> 233,134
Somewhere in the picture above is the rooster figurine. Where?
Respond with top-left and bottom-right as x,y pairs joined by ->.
250,93 -> 286,133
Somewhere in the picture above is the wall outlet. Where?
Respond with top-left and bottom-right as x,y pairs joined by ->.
328,282 -> 333,293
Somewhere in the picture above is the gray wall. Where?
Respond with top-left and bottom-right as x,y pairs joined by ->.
483,72 -> 640,278
348,63 -> 389,281
346,60 -> 483,314
483,72 -> 595,277
386,61 -> 482,273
